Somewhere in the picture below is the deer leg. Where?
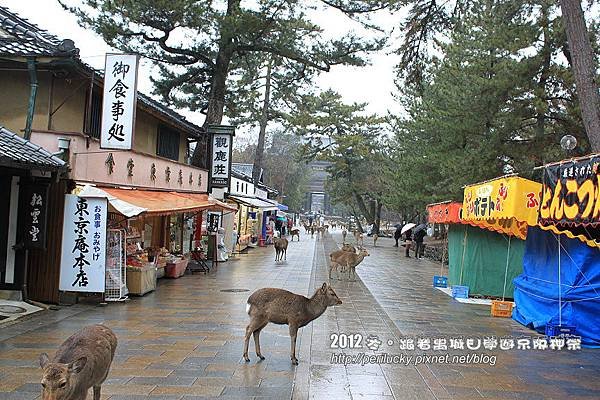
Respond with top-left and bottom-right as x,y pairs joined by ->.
284,248 -> 287,260
289,324 -> 299,365
244,319 -> 263,362
253,322 -> 268,360
93,386 -> 101,400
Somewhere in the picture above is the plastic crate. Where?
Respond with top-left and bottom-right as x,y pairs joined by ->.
491,300 -> 513,318
433,275 -> 448,288
545,323 -> 577,337
452,285 -> 469,299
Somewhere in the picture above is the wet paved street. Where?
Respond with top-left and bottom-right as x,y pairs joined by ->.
1,230 -> 600,399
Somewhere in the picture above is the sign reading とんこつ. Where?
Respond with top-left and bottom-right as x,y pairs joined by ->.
539,156 -> 600,227
59,195 -> 107,293
100,53 -> 139,150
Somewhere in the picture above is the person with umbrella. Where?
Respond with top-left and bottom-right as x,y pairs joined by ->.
401,223 -> 416,257
413,223 -> 427,259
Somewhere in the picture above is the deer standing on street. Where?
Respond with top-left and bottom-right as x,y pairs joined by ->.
273,237 -> 288,261
354,230 -> 364,247
373,233 -> 379,247
39,324 -> 117,400
342,228 -> 347,243
329,244 -> 357,279
243,283 -> 342,365
290,228 -> 300,241
330,248 -> 370,281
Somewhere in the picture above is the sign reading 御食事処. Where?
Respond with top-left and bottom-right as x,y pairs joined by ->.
540,155 -> 600,226
59,195 -> 107,293
100,53 -> 139,150
209,125 -> 235,189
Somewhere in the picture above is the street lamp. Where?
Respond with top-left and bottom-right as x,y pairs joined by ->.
560,134 -> 577,155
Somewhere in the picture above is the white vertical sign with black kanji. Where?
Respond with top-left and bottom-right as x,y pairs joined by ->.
210,133 -> 231,187
100,53 -> 139,150
59,195 -> 107,293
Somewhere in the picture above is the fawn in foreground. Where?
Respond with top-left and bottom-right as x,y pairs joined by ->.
243,283 -> 342,365
39,324 -> 117,400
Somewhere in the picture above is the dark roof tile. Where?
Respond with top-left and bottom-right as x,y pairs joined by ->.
0,126 -> 66,170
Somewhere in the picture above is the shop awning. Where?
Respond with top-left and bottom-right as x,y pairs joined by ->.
462,175 -> 542,240
427,201 -> 462,224
278,203 -> 289,211
228,195 -> 279,211
538,154 -> 600,248
77,185 -> 236,217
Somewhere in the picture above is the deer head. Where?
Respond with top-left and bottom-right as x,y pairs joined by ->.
39,353 -> 87,400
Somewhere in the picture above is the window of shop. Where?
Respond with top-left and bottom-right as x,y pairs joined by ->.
157,125 -> 180,161
85,90 -> 102,139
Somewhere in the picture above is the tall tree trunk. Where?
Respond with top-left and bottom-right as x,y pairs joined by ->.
374,201 -> 383,234
560,0 -> 600,151
191,0 -> 240,168
353,192 -> 374,224
253,59 -> 272,184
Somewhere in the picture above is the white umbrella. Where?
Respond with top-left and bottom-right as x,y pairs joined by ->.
401,223 -> 416,234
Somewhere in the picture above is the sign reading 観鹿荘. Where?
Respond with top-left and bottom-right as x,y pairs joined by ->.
59,195 -> 107,293
100,53 -> 139,150
210,132 -> 232,188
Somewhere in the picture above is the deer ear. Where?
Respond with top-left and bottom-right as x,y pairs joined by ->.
39,353 -> 50,369
321,282 -> 328,291
68,357 -> 87,374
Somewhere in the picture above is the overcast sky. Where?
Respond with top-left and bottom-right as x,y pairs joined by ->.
4,0 -> 405,141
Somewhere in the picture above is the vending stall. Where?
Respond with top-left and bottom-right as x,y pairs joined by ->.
454,175 -> 541,299
513,155 -> 600,346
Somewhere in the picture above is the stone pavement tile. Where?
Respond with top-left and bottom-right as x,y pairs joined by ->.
128,376 -> 197,386
390,385 -> 437,400
348,373 -> 393,396
150,385 -> 224,396
102,384 -> 157,395
109,368 -> 173,378
107,396 -> 183,400
0,393 -> 39,400
220,386 -> 289,397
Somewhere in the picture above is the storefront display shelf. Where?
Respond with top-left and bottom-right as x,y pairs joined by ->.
165,259 -> 189,278
126,264 -> 156,296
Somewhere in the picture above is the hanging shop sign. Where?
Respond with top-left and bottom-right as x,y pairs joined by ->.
20,182 -> 49,249
209,125 -> 235,188
100,53 -> 139,150
462,176 -> 541,225
207,211 -> 221,233
427,202 -> 462,224
540,155 -> 600,226
59,195 -> 108,293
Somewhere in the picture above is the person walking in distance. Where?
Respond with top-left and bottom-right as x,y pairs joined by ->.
414,228 -> 426,259
404,228 -> 413,258
394,226 -> 402,247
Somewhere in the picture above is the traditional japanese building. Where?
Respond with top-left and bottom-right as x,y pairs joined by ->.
0,6 -> 233,303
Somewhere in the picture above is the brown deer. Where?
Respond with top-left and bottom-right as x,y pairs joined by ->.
290,228 -> 300,241
328,244 -> 357,279
354,230 -> 364,247
273,237 -> 288,261
342,228 -> 347,243
330,248 -> 370,281
243,283 -> 342,365
39,324 -> 117,400
373,233 -> 379,247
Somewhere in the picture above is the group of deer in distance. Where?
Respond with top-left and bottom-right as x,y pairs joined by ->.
36,220 -> 378,398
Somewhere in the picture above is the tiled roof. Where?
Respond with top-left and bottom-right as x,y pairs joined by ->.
232,163 -> 255,179
0,6 -> 203,138
0,6 -> 79,57
0,126 -> 66,170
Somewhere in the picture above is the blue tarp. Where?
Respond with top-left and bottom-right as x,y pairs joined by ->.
513,227 -> 600,347
278,204 -> 288,211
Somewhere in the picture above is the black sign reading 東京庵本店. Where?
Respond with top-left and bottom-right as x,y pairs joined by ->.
20,182 -> 49,249
540,155 -> 600,226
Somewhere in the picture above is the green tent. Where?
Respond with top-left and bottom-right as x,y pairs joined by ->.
447,224 -> 525,299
